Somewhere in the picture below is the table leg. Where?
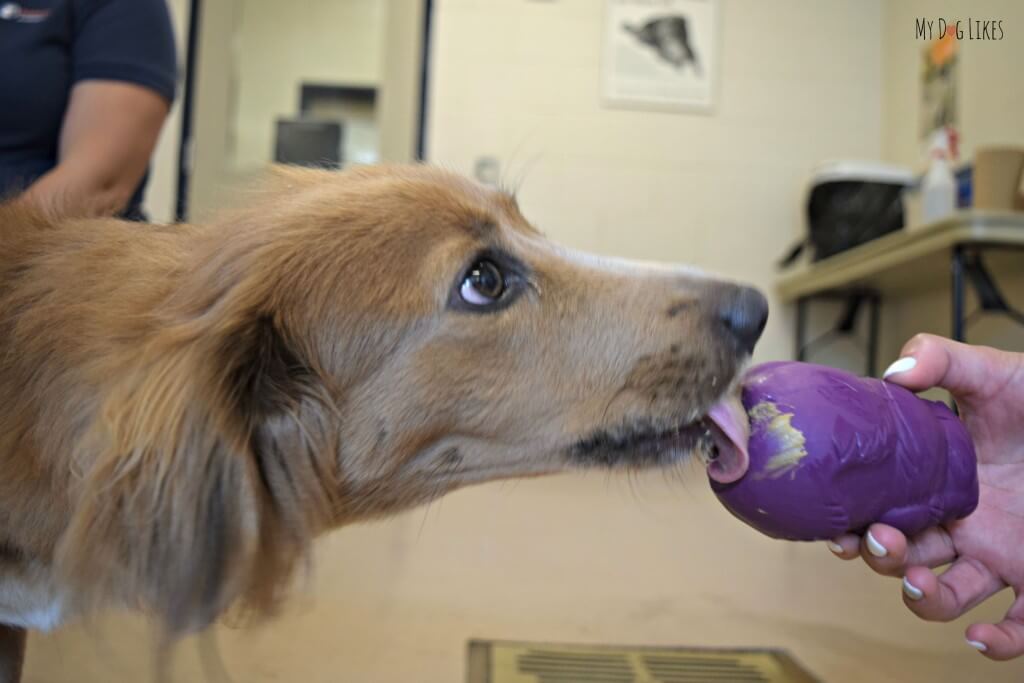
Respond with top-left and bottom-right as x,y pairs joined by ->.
950,246 -> 968,414
795,297 -> 808,361
952,245 -> 966,343
867,292 -> 881,377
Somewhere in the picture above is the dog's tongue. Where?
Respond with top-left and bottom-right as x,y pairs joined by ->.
706,397 -> 750,484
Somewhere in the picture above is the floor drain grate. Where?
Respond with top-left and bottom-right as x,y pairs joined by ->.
467,640 -> 821,683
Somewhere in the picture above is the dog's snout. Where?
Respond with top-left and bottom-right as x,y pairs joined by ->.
714,285 -> 769,355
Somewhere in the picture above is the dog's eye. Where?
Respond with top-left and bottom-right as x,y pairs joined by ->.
460,260 -> 506,305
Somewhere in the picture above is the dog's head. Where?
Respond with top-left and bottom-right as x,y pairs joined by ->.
63,164 -> 766,633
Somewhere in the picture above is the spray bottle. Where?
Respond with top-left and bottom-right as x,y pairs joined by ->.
921,128 -> 957,223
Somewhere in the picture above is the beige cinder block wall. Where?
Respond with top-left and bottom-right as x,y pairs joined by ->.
19,1 -> 1024,682
879,0 -> 1024,358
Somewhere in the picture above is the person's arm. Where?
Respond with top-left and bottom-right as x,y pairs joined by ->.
23,80 -> 170,218
21,0 -> 177,218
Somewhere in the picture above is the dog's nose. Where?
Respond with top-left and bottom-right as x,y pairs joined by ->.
715,285 -> 769,355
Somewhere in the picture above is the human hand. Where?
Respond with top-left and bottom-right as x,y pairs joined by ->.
829,334 -> 1024,660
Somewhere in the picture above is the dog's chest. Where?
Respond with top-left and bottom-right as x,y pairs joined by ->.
0,572 -> 66,631
0,597 -> 64,631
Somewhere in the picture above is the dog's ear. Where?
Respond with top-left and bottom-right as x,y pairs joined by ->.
57,307 -> 336,634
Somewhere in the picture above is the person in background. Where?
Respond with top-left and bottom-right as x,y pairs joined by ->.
0,0 -> 178,220
830,334 -> 1024,661
0,1 -> 176,674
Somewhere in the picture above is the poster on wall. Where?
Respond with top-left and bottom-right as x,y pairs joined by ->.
919,23 -> 958,141
601,0 -> 718,113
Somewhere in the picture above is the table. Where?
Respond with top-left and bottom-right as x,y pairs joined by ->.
776,210 -> 1024,375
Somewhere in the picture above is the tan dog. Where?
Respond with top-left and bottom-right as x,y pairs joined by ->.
0,164 -> 765,663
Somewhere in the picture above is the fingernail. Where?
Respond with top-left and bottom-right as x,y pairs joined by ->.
866,531 -> 888,557
883,357 -> 917,379
902,577 -> 923,600
967,639 -> 988,653
827,541 -> 844,555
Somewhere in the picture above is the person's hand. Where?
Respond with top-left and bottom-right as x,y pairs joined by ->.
829,334 -> 1024,660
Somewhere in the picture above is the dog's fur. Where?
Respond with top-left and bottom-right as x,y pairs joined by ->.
0,164 -> 758,644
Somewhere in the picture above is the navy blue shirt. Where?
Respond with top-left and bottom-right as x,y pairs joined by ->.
0,0 -> 177,218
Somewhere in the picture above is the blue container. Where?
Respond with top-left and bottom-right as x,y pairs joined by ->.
955,164 -> 973,208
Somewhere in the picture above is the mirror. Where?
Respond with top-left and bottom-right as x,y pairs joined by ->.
183,0 -> 428,218
230,0 -> 385,171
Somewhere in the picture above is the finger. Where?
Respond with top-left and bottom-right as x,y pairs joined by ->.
826,533 -> 861,560
965,595 -> 1024,661
857,524 -> 957,576
901,559 -> 1005,622
882,333 -> 1018,404
859,525 -> 905,574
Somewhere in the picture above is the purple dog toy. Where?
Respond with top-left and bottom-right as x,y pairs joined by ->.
709,361 -> 979,541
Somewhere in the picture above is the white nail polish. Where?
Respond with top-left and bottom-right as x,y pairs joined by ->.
827,541 -> 844,554
902,577 -> 923,600
967,639 -> 988,652
883,357 -> 917,379
866,531 -> 888,557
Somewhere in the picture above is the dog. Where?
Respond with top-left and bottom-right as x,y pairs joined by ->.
0,164 -> 765,676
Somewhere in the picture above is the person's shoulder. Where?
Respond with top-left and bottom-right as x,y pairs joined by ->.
72,0 -> 178,103
75,0 -> 173,22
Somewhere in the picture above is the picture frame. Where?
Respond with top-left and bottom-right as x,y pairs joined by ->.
601,0 -> 719,113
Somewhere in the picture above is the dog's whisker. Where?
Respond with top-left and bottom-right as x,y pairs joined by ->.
507,151 -> 545,200
417,500 -> 434,541
502,128 -> 544,195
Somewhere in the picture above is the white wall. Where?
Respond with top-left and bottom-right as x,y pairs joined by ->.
883,0 -> 1024,169
427,0 -> 885,366
879,0 -> 1024,359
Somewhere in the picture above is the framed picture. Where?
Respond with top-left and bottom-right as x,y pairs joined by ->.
601,0 -> 718,113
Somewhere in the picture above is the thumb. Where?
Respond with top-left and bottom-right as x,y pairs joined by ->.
882,334 -> 1019,404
